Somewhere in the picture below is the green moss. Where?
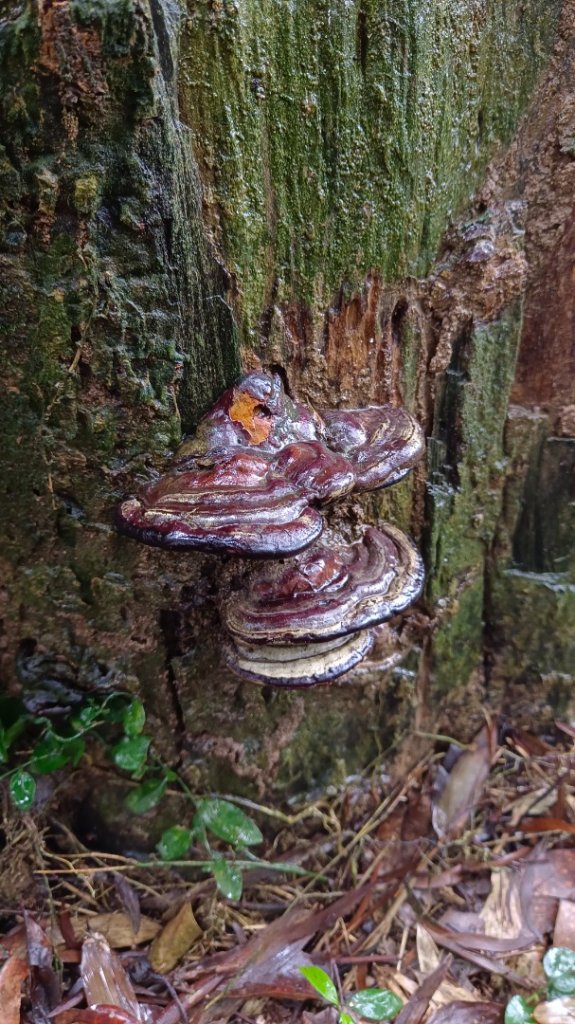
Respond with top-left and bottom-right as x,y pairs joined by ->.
73,175 -> 101,215
431,576 -> 484,692
425,302 -> 523,601
492,570 -> 575,684
513,439 -> 575,575
181,0 -> 558,344
486,412 -> 575,690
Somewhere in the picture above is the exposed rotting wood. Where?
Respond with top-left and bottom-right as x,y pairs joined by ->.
515,210 -> 575,413
480,0 -> 575,419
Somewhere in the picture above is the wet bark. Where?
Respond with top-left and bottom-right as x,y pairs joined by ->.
0,0 -> 573,817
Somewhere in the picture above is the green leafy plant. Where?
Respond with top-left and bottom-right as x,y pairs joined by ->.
504,946 -> 575,1023
543,946 -> 575,997
1,691 -> 304,902
504,995 -> 536,1024
1,692 -> 137,810
154,793 -> 277,900
300,965 -> 403,1023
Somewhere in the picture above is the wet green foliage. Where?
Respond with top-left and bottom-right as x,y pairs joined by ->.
0,690 -> 295,900
505,947 -> 575,1022
300,965 -> 403,1022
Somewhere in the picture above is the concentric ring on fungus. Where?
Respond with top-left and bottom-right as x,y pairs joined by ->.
221,525 -> 424,687
223,525 -> 425,644
222,632 -> 375,688
116,372 -> 425,559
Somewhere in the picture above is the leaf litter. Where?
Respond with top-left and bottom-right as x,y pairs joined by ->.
3,722 -> 575,1023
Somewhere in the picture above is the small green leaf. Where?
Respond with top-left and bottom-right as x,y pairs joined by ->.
0,717 -> 25,763
70,702 -> 104,731
210,857 -> 243,900
339,1014 -> 355,1024
0,725 -> 8,764
123,699 -> 146,737
30,732 -> 85,774
111,735 -> 150,777
194,799 -> 263,848
299,966 -> 339,1006
348,988 -> 403,1021
30,733 -> 69,774
66,736 -> 86,767
126,777 -> 167,814
544,947 -> 575,996
9,769 -> 36,811
157,825 -> 194,861
504,995 -> 535,1024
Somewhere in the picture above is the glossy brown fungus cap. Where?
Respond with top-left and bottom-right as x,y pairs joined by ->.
321,406 -> 425,492
116,452 -> 324,557
177,371 -> 323,459
223,524 -> 425,645
116,371 -> 425,558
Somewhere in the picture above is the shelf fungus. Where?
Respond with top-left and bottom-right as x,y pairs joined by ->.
321,406 -> 424,492
221,525 -> 425,687
116,452 -> 325,557
116,372 -> 424,558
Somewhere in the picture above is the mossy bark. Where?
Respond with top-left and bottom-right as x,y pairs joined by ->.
1,0 -> 572,815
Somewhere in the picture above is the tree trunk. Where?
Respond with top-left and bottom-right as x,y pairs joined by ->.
1,0 -> 573,819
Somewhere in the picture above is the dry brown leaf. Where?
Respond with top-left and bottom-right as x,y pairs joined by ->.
80,933 -> 141,1021
521,818 -> 575,836
78,913 -> 159,948
534,998 -> 575,1023
422,922 -> 538,986
519,849 -> 575,939
391,972 -> 417,1000
149,903 -> 202,973
507,729 -> 553,757
430,980 -> 480,1009
0,954 -> 28,1024
110,872 -> 141,936
554,901 -> 575,950
49,913 -> 159,950
26,911 -> 60,1015
427,1001 -> 504,1023
480,870 -> 524,939
394,958 -> 453,1024
55,1009 -> 142,1023
432,722 -> 497,837
416,923 -> 441,973
413,929 -> 479,1010
508,787 -> 558,827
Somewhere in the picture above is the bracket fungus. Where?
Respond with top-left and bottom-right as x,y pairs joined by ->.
116,370 -> 426,685
221,525 -> 425,687
116,452 -> 326,557
116,371 -> 424,557
321,406 -> 424,492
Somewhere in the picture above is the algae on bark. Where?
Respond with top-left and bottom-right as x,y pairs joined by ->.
180,0 -> 558,346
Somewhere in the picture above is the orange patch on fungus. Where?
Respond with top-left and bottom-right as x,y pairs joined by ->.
229,390 -> 272,444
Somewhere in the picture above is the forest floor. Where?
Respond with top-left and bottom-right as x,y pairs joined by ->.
2,717 -> 575,1024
